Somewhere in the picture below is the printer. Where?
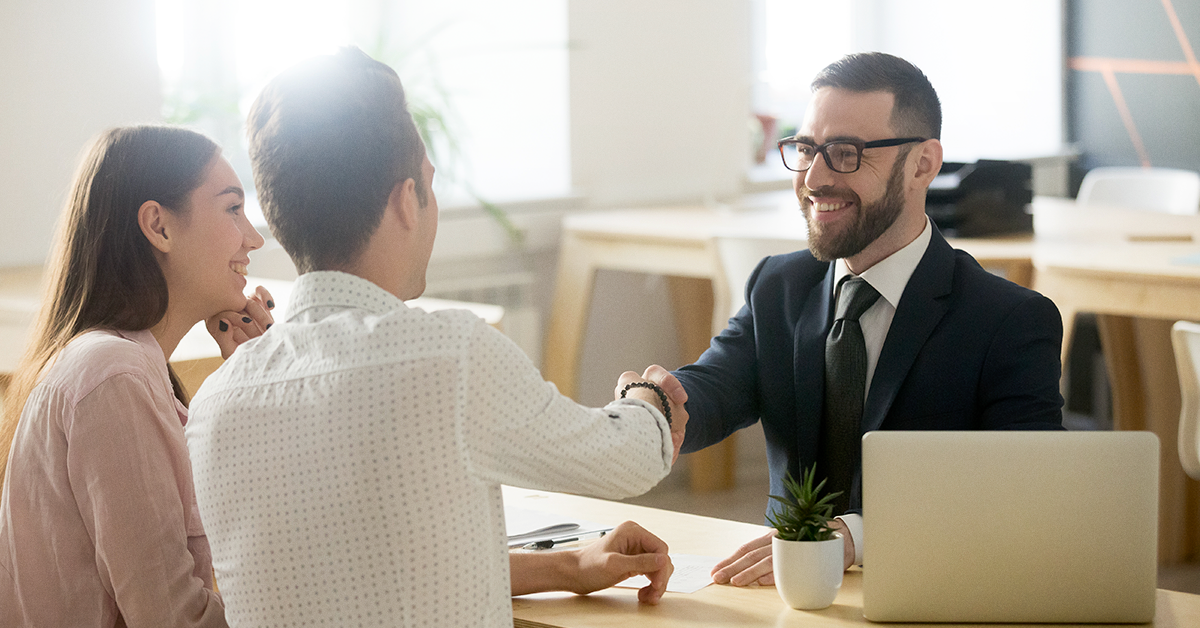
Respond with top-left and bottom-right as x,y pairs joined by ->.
925,160 -> 1033,237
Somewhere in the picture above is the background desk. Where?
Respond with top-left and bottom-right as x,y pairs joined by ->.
1031,203 -> 1200,563
507,486 -> 1200,628
0,270 -> 504,398
542,203 -> 796,492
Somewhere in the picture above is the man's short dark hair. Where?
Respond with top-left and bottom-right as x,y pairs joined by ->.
811,52 -> 942,140
247,47 -> 426,273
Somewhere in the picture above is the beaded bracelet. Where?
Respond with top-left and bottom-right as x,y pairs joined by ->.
620,381 -> 673,426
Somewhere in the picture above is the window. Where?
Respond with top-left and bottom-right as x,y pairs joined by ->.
750,0 -> 854,179
155,0 -> 570,218
752,1 -> 1064,167
755,0 -> 854,137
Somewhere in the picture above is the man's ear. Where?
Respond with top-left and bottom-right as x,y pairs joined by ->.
388,176 -> 421,231
910,138 -> 944,190
138,200 -> 172,253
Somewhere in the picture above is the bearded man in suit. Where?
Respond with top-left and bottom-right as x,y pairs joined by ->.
627,52 -> 1064,586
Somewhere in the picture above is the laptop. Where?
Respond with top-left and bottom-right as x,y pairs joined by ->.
861,431 -> 1159,623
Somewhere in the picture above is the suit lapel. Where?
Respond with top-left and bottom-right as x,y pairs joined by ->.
794,263 -> 836,462
862,227 -> 956,432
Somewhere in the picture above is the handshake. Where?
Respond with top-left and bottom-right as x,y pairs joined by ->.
614,365 -> 689,464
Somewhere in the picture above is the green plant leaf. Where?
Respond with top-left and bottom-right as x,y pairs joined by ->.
768,463 -> 843,542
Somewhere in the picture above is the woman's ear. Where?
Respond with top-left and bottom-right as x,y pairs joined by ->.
138,200 -> 172,253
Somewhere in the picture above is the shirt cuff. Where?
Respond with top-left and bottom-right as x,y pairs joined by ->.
836,513 -> 864,566
606,398 -> 674,468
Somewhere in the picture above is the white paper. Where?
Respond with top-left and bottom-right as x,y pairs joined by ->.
614,553 -> 720,594
504,507 -> 610,547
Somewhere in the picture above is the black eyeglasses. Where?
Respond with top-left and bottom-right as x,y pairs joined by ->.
777,137 -> 926,174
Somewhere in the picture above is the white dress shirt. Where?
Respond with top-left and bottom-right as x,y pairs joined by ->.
831,217 -> 933,565
186,271 -> 673,628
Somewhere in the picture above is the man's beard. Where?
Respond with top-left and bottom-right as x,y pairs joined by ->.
800,155 -> 907,262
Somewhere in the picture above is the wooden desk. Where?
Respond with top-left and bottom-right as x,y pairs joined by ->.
1031,202 -> 1200,564
507,486 -> 1200,628
543,195 -> 1034,492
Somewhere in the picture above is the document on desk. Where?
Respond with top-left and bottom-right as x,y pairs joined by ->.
505,507 -> 610,548
614,554 -> 720,594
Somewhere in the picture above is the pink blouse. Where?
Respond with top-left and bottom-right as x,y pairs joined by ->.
0,329 -> 225,627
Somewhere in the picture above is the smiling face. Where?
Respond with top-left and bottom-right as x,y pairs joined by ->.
795,88 -> 920,269
158,155 -> 265,321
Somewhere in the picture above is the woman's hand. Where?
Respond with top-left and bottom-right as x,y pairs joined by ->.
206,285 -> 275,359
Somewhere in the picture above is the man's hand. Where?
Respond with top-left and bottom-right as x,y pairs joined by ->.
711,529 -> 776,586
615,365 -> 689,463
206,285 -> 275,359
510,521 -> 674,604
712,521 -> 855,586
828,518 -> 856,571
572,521 -> 674,603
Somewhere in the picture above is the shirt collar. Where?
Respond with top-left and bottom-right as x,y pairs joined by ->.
118,328 -> 163,355
113,328 -> 187,420
834,216 -> 933,308
286,271 -> 407,321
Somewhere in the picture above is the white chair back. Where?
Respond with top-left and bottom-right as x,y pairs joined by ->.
1171,320 -> 1200,480
1077,167 -> 1200,215
715,236 -> 801,319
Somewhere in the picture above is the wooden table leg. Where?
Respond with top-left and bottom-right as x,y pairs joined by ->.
979,259 -> 1034,289
1098,315 -> 1200,564
1007,260 -> 1034,289
1056,305 -> 1079,402
543,233 -> 737,492
667,276 -> 737,492
543,232 -> 599,400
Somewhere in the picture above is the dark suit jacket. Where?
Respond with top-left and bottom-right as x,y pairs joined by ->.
675,226 -> 1064,516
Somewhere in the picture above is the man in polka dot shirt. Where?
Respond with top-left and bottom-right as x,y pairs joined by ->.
185,48 -> 690,627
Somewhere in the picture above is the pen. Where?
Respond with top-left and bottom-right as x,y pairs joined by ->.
523,537 -> 576,550
521,529 -> 609,550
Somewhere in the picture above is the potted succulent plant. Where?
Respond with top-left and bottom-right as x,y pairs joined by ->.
766,464 -> 844,610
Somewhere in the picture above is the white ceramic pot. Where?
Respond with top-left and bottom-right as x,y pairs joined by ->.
772,534 -> 844,610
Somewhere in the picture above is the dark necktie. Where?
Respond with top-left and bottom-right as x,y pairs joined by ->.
819,275 -> 880,515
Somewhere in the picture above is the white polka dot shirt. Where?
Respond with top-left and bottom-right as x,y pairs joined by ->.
185,271 -> 673,627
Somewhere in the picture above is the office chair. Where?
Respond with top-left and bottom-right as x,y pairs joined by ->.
1172,320 -> 1200,480
1077,167 -> 1200,215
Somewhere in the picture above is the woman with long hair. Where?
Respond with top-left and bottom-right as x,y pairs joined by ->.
0,125 -> 272,626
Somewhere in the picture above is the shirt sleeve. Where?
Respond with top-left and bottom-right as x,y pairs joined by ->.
978,293 -> 1065,430
457,319 -> 673,499
674,303 -> 764,452
836,514 -> 863,566
65,373 -> 226,628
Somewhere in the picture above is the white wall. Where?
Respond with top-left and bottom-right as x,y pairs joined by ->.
0,0 -> 162,267
565,0 -> 755,405
569,0 -> 754,207
854,0 -> 1065,162
565,1 -> 1068,405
